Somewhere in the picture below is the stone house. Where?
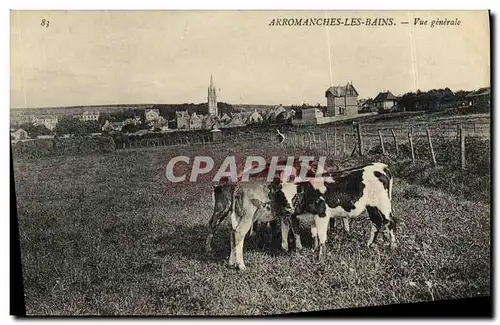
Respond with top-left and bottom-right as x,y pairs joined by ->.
325,82 -> 359,116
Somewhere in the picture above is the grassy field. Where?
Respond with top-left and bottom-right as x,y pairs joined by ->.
13,141 -> 491,315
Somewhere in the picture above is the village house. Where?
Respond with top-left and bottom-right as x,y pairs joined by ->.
33,116 -> 59,131
149,116 -> 168,130
325,82 -> 359,117
359,99 -> 375,113
81,111 -> 100,122
219,113 -> 232,124
123,118 -> 137,126
224,113 -> 246,127
267,105 -> 286,122
11,114 -> 35,126
176,111 -> 190,129
465,87 -> 491,109
10,128 -> 29,141
101,120 -> 123,132
189,112 -> 203,129
373,91 -> 398,112
246,110 -> 264,124
202,115 -> 218,129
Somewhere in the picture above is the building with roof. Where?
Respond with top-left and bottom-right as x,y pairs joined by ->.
189,112 -> 202,129
176,111 -> 190,129
101,120 -> 123,132
246,110 -> 264,124
465,87 -> 490,109
202,114 -> 219,129
81,111 -> 100,122
33,116 -> 59,131
373,91 -> 398,112
325,82 -> 359,117
219,113 -> 231,124
145,109 -> 161,122
11,128 -> 29,141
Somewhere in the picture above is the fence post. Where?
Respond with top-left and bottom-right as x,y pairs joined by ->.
391,129 -> 398,155
426,128 -> 437,167
378,129 -> 385,155
408,131 -> 415,162
325,131 -> 329,153
334,129 -> 337,156
460,122 -> 466,170
355,123 -> 363,156
343,133 -> 346,155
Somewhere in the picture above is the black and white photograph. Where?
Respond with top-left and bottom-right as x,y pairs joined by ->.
9,9 -> 491,316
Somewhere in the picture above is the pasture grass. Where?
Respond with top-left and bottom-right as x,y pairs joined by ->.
13,142 -> 490,315
365,136 -> 491,203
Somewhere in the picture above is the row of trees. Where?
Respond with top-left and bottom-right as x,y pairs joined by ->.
19,118 -> 103,138
396,88 -> 470,112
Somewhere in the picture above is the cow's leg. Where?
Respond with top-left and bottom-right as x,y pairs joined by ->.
229,230 -> 237,267
342,217 -> 350,233
310,224 -> 318,251
269,220 -> 278,248
280,217 -> 291,252
366,206 -> 388,248
314,215 -> 330,261
386,213 -> 397,249
329,217 -> 336,232
248,222 -> 258,248
290,214 -> 303,251
234,216 -> 253,271
206,209 -> 230,253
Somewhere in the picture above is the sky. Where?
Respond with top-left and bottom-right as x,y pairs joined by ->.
10,10 -> 490,109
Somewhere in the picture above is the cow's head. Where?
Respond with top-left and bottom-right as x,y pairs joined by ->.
292,182 -> 327,217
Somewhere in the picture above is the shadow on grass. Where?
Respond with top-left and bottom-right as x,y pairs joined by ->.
151,222 -> 325,264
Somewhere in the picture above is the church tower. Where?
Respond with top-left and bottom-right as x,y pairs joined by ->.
208,74 -> 218,116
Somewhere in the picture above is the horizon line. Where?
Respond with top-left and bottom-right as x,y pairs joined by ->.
10,84 -> 489,111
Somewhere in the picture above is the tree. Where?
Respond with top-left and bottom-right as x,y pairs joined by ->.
19,122 -> 52,138
54,117 -> 88,136
83,120 -> 101,133
121,123 -> 138,134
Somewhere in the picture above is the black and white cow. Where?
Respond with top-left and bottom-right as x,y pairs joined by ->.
278,162 -> 396,260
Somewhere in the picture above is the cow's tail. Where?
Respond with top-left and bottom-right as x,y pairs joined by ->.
389,177 -> 393,202
384,166 -> 393,202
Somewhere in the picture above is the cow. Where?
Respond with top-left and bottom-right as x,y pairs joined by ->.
205,156 -> 309,254
277,162 -> 396,260
227,180 -> 294,270
205,181 -> 282,254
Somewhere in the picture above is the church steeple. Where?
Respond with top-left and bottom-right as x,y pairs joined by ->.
208,73 -> 218,116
